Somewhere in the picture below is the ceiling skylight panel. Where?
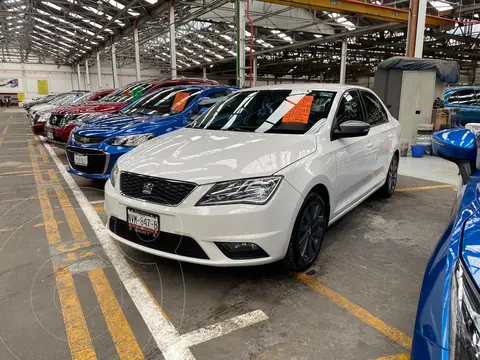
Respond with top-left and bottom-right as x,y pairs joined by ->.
43,1 -> 62,11
61,35 -> 75,43
34,24 -> 54,34
105,0 -> 125,10
429,1 -> 453,10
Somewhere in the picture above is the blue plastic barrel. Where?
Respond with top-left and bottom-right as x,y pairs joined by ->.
411,144 -> 425,158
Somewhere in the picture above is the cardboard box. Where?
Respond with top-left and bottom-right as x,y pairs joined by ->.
431,108 -> 449,130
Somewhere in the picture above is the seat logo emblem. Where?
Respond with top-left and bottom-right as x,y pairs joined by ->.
143,183 -> 154,195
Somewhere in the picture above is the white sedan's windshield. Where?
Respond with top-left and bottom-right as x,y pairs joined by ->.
191,89 -> 336,134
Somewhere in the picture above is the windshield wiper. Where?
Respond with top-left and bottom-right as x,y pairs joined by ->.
227,126 -> 252,132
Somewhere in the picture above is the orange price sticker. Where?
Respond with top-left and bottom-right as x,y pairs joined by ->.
171,92 -> 190,112
282,95 -> 314,124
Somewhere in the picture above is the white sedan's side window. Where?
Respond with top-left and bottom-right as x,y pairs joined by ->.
334,90 -> 364,128
360,91 -> 389,126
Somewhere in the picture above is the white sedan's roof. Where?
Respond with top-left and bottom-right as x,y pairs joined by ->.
244,83 -> 371,92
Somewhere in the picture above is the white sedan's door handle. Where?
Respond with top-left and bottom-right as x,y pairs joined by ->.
366,141 -> 374,149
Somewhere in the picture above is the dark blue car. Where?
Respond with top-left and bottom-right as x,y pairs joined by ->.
411,127 -> 480,359
445,86 -> 480,127
66,85 -> 237,180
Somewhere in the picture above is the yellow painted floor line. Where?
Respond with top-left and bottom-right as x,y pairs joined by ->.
30,162 -> 61,245
48,169 -> 144,360
93,205 -> 104,211
35,136 -> 50,162
88,268 -> 144,360
396,184 -> 455,192
296,273 -> 412,350
0,195 -> 38,203
375,354 -> 410,360
0,169 -> 47,176
50,170 -> 87,241
55,266 -> 98,360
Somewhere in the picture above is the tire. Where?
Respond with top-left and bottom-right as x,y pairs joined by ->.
379,153 -> 399,198
283,192 -> 327,271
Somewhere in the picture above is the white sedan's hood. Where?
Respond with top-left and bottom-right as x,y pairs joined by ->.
119,128 -> 316,184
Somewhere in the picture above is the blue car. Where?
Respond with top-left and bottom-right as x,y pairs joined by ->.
411,128 -> 480,359
445,86 -> 480,127
66,85 -> 237,179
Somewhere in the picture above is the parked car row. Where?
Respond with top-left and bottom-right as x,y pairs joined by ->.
29,80 -> 401,271
25,79 -> 480,359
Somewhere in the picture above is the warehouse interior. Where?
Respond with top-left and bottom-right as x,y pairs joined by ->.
0,0 -> 480,359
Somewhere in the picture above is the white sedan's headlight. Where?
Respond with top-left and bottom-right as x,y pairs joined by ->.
110,164 -> 119,188
38,112 -> 51,123
196,176 -> 282,206
450,260 -> 480,359
109,134 -> 154,147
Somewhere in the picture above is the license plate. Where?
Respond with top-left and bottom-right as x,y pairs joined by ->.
46,131 -> 54,140
127,208 -> 159,235
74,153 -> 88,166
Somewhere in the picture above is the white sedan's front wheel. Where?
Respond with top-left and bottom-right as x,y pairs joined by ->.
283,193 -> 326,271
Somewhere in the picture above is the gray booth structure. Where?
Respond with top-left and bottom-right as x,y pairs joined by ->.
374,57 -> 460,143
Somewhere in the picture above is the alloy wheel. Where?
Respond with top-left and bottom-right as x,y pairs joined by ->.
387,156 -> 399,194
297,202 -> 325,263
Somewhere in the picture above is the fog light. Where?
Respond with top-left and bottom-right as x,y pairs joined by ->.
216,242 -> 269,260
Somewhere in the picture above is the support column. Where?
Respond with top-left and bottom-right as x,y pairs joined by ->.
111,43 -> 119,88
134,22 -> 141,81
414,0 -> 427,58
236,0 -> 246,88
169,1 -> 177,79
253,57 -> 257,87
96,52 -> 102,89
203,67 -> 207,80
406,0 -> 426,58
85,59 -> 90,91
77,64 -> 81,90
339,39 -> 347,84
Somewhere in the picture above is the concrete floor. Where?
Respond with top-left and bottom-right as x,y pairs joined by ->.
0,109 -> 457,360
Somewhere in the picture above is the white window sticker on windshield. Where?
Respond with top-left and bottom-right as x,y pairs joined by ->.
255,90 -> 312,133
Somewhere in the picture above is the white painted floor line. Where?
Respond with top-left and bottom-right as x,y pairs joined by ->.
89,200 -> 105,204
179,310 -> 268,348
41,139 -> 268,359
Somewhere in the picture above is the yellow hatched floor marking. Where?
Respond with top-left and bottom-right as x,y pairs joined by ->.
296,273 -> 412,350
28,141 -> 96,359
89,268 -> 144,360
54,265 -> 97,360
46,169 -> 144,360
396,184 -> 455,192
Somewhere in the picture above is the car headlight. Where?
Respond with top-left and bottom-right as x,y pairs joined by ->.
110,164 -> 119,188
109,134 -> 154,147
196,176 -> 282,206
37,112 -> 51,123
450,260 -> 480,359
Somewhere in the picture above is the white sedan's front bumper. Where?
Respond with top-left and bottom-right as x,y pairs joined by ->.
104,178 -> 304,266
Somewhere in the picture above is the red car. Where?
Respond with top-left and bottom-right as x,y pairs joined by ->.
44,78 -> 219,146
31,89 -> 114,136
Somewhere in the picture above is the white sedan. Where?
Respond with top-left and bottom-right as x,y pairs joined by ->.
105,84 -> 400,270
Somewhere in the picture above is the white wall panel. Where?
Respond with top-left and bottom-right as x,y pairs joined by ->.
0,62 -> 163,100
